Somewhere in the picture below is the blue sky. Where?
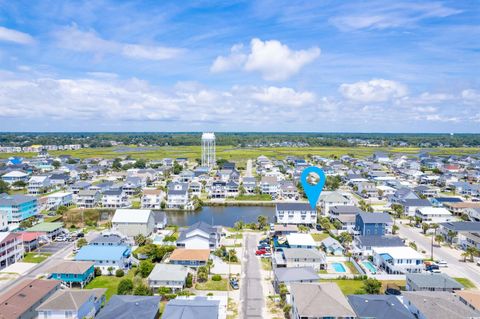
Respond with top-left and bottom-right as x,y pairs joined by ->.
0,0 -> 479,132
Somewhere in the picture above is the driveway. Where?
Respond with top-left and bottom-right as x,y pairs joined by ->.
36,242 -> 71,253
398,223 -> 480,286
240,233 -> 264,318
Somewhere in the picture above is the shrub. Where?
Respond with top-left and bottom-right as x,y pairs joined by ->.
212,274 -> 222,281
115,269 -> 124,277
94,267 -> 102,277
117,279 -> 134,295
138,260 -> 154,278
186,273 -> 193,288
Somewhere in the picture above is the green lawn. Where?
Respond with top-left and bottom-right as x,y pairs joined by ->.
454,277 -> 476,289
195,278 -> 230,291
320,279 -> 406,295
44,215 -> 62,222
22,252 -> 51,263
85,269 -> 136,300
344,261 -> 359,274
261,258 -> 272,271
234,194 -> 272,201
311,233 -> 330,242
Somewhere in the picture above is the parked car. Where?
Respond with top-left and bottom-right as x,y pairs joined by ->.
316,224 -> 323,231
255,249 -> 267,255
261,253 -> 271,258
55,236 -> 66,242
230,278 -> 239,290
436,260 -> 448,267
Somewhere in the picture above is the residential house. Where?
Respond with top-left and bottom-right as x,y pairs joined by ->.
279,248 -> 327,271
69,181 -> 91,195
147,263 -> 189,292
438,221 -> 480,249
352,235 -> 404,257
76,190 -> 101,208
47,261 -> 95,288
279,180 -> 298,199
289,283 -> 356,319
414,185 -> 439,197
96,295 -> 161,319
26,222 -> 64,239
189,181 -> 202,197
456,290 -> 480,312
0,279 -> 60,319
357,182 -> 378,198
329,205 -> 362,233
372,246 -> 425,274
286,233 -> 316,249
406,273 -> 464,292
399,198 -> 432,217
273,267 -> 320,292
210,181 -> 227,199
28,175 -> 51,195
163,296 -> 223,319
415,207 -> 453,225
46,192 -> 73,210
75,245 -> 131,275
1,170 -> 29,185
466,207 -> 480,221
319,192 -> 351,216
49,173 -> 70,187
102,189 -> 130,208
141,189 -> 164,209
122,176 -> 143,196
355,212 -> 393,236
242,177 -> 257,193
401,291 -> 480,319
0,194 -> 38,223
321,237 -> 345,256
348,295 -> 414,319
260,176 -> 279,197
36,289 -> 106,319
275,203 -> 317,225
0,232 -> 24,270
0,209 -> 7,231
444,202 -> 480,216
21,232 -> 43,252
153,211 -> 168,231
89,233 -> 127,246
176,221 -> 221,250
111,209 -> 155,237
167,182 -> 190,209
169,249 -> 210,267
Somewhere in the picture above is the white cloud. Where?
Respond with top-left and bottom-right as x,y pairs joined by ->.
211,38 -> 320,81
0,26 -> 34,44
54,25 -> 182,60
339,79 -> 407,102
245,38 -> 320,81
251,86 -> 315,106
462,89 -> 480,101
211,44 -> 247,73
331,2 -> 461,31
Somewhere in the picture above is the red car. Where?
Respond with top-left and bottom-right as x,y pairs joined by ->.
255,249 -> 267,255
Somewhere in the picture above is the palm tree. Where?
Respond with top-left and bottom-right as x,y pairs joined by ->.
447,230 -> 457,245
466,247 -> 479,262
421,223 -> 430,235
435,235 -> 444,247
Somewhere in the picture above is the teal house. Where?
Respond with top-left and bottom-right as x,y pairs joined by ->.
48,261 -> 95,288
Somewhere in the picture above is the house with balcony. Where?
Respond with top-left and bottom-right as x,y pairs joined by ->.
1,170 -> 29,185
167,182 -> 190,209
0,193 -> 38,223
415,207 -> 453,225
101,189 -> 130,208
76,190 -> 101,208
141,189 -> 165,209
242,177 -> 257,193
260,176 -> 279,197
47,261 -> 95,288
176,221 -> 221,250
27,175 -> 52,195
372,246 -> 425,274
147,263 -> 189,292
276,203 -> 317,225
319,192 -> 351,216
355,212 -> 393,236
75,245 -> 131,275
0,232 -> 24,270
46,192 -> 73,210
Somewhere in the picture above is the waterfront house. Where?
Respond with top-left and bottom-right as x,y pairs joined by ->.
111,209 -> 155,237
260,176 -> 279,197
355,212 -> 392,236
242,176 -> 257,193
176,221 -> 221,250
290,283 -> 356,319
167,182 -> 190,209
101,188 -> 130,208
169,249 -> 210,267
0,232 -> 24,270
147,263 -> 189,292
406,273 -> 463,292
276,203 -> 317,225
0,279 -> 60,319
36,288 -> 106,319
96,295 -> 161,319
75,245 -> 131,275
141,189 -> 165,209
48,261 -> 95,288
153,211 -> 168,230
0,193 -> 38,223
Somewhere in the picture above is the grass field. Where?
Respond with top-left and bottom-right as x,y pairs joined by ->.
1,145 -> 479,161
22,252 -> 51,263
86,269 -> 136,300
454,277 -> 476,289
320,279 -> 406,295
311,232 -> 330,241
195,278 -> 230,291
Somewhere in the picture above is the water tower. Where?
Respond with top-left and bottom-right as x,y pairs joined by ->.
201,132 -> 216,168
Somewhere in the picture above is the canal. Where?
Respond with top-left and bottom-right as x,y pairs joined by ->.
159,206 -> 275,227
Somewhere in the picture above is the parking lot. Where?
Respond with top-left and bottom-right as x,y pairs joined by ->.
36,242 -> 71,254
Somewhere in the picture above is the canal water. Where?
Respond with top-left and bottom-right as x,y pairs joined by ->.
159,206 -> 275,227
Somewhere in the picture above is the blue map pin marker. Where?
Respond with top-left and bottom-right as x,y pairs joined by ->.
300,166 -> 326,209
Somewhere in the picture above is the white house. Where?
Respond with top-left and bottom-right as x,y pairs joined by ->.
46,192 -> 73,210
147,264 -> 189,292
176,221 -> 221,250
76,190 -> 101,208
372,246 -> 425,274
415,207 -> 453,225
101,189 -> 130,208
167,182 -> 190,209
1,170 -> 29,185
275,203 -> 317,225
286,233 -> 316,249
111,209 -> 155,237
28,176 -> 51,195
141,189 -> 165,209
319,191 -> 351,216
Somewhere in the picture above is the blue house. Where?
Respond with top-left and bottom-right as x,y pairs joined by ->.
0,194 -> 38,223
48,261 -> 95,288
75,245 -> 131,275
355,212 -> 393,236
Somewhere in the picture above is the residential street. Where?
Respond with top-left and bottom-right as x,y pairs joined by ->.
397,223 -> 480,286
240,233 -> 264,318
246,159 -> 253,177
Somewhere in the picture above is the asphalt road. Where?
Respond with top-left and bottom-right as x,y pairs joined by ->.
240,233 -> 264,319
398,223 -> 480,286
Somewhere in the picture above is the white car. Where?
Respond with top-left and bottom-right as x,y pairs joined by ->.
436,260 -> 448,267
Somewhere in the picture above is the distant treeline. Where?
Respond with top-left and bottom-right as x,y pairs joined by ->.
0,132 -> 479,148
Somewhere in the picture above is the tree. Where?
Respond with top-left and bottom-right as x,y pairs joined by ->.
112,158 -> 122,170
391,204 -> 404,218
466,246 -> 479,262
435,235 -> 444,247
228,249 -> 238,263
447,230 -> 457,244
318,217 -> 331,231
134,234 -> 147,246
197,266 -> 208,282
12,180 -> 27,188
362,278 -> 382,294
325,175 -> 341,191
173,161 -> 183,174
333,220 -> 342,230
0,180 -> 10,194
134,159 -> 146,169
107,266 -> 114,276
117,279 -> 134,295
57,205 -> 68,215
77,238 -> 88,248
234,220 -> 244,231
115,269 -> 124,277
138,260 -> 154,278
52,160 -> 61,169
94,267 -> 102,277
392,224 -> 399,235
257,215 -> 268,230
421,223 -> 430,234
186,273 -> 193,288
133,282 -> 153,296
339,232 -> 352,246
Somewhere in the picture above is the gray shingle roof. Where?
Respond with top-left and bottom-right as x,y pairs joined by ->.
356,235 -> 404,248
440,221 -> 480,232
162,297 -> 219,319
348,295 -> 414,319
283,248 -> 326,262
357,212 -> 392,224
406,273 -> 464,290
276,202 -> 315,211
274,267 -> 319,282
96,295 -> 161,319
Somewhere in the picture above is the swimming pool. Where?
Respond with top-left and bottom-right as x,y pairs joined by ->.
362,261 -> 377,274
331,262 -> 346,273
